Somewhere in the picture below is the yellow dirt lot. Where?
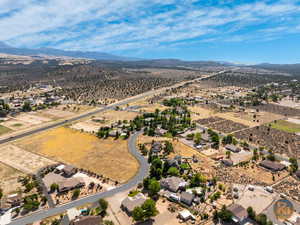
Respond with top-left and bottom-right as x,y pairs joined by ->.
188,106 -> 215,120
15,127 -> 139,183
0,162 -> 24,194
139,104 -> 169,113
232,110 -> 284,125
94,110 -> 139,125
215,112 -> 257,127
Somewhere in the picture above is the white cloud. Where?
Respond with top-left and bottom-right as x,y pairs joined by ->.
1,0 -> 300,52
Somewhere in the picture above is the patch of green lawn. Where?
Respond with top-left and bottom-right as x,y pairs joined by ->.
0,125 -> 12,136
270,120 -> 300,133
12,123 -> 23,127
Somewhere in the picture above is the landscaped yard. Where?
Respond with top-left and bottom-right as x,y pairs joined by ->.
270,120 -> 300,133
15,127 -> 139,183
0,124 -> 12,135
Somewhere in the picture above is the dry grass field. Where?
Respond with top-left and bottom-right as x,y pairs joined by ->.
0,162 -> 25,194
15,127 -> 139,183
215,112 -> 257,127
93,110 -> 139,125
188,106 -> 216,120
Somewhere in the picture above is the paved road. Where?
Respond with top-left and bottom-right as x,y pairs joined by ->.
9,131 -> 149,225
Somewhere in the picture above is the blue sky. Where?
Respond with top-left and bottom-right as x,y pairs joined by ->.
0,0 -> 300,63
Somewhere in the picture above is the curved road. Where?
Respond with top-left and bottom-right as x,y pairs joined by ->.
9,131 -> 149,225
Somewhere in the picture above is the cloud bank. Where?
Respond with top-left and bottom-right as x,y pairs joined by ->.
0,0 -> 300,55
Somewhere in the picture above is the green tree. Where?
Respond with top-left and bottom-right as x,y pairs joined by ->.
289,157 -> 298,173
50,183 -> 59,193
25,182 -> 35,192
132,206 -> 144,222
217,205 -> 232,222
142,199 -> 159,220
194,132 -> 202,145
247,207 -> 256,220
252,149 -> 259,161
0,188 -> 3,200
167,167 -> 179,176
148,179 -> 161,196
99,198 -> 108,214
72,189 -> 80,199
190,173 -> 206,187
164,141 -> 174,154
226,150 -> 231,159
22,101 -> 32,112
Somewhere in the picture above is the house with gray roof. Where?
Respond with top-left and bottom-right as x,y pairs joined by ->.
121,193 -> 147,214
160,176 -> 187,193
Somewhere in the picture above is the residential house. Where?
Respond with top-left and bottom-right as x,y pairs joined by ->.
221,159 -> 234,167
201,133 -> 211,143
295,170 -> 300,180
151,142 -> 162,154
180,191 -> 195,206
121,193 -> 147,214
160,176 -> 187,193
62,165 -> 77,177
178,209 -> 196,222
166,156 -> 182,168
57,178 -> 85,193
155,128 -> 167,136
228,204 -> 248,224
259,160 -> 286,172
225,144 -> 241,153
0,193 -> 22,209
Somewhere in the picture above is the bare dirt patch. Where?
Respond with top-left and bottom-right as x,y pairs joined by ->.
93,110 -> 139,125
188,106 -> 215,120
0,144 -> 55,174
0,162 -> 24,194
15,127 -> 139,183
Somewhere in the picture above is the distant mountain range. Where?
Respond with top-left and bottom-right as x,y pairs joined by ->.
0,41 -> 299,77
0,41 -> 138,61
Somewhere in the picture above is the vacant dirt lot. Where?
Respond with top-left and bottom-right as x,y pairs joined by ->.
93,110 -> 139,125
0,144 -> 55,174
0,162 -> 24,194
235,110 -> 284,125
188,106 -> 215,120
16,127 -> 139,183
70,121 -> 100,133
